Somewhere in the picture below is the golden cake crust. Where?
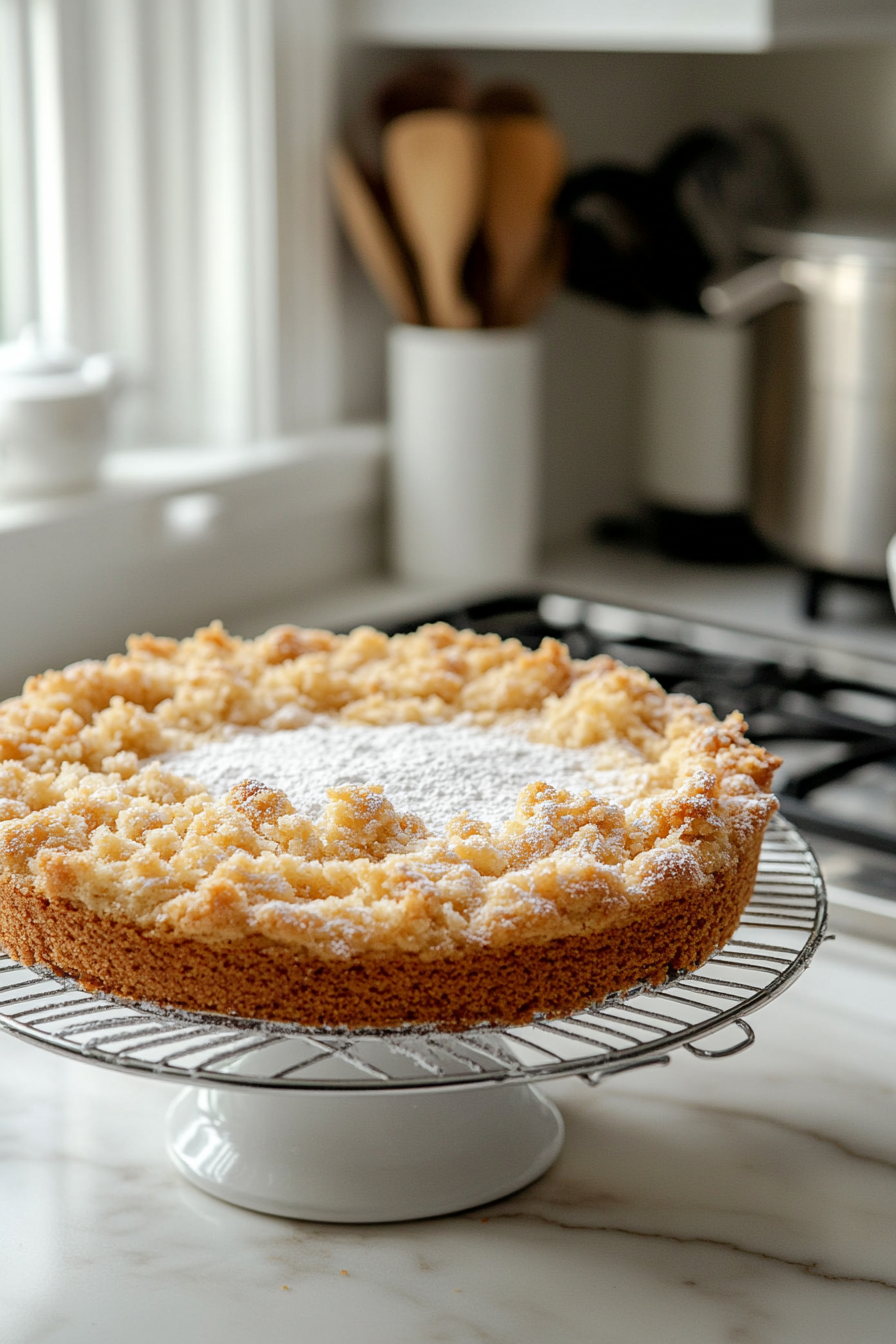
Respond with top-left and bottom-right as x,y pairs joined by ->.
0,827 -> 761,1029
0,621 -> 779,1028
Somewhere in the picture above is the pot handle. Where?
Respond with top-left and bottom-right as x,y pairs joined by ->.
701,256 -> 801,324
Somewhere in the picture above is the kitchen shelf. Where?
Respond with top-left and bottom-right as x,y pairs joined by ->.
342,0 -> 896,52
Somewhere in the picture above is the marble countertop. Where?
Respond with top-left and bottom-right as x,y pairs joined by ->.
3,931 -> 896,1343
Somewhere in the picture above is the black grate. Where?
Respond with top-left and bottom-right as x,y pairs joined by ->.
384,592 -> 896,857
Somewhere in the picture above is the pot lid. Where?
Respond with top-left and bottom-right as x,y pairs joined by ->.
747,216 -> 896,264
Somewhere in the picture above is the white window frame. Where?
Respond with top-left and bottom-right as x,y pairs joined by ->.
0,0 -> 341,446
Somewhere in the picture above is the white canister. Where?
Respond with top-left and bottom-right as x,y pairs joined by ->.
388,325 -> 540,586
0,326 -> 117,498
639,312 -> 750,514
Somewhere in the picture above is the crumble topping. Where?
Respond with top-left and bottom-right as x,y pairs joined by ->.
0,622 -> 779,958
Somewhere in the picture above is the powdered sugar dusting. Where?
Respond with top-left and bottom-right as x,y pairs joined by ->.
162,720 -> 626,834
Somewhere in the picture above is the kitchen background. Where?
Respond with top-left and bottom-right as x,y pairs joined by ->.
8,8 -> 896,1342
341,33 -> 896,545
3,1 -> 896,696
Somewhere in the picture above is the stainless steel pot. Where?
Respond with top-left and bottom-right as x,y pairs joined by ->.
702,220 -> 896,578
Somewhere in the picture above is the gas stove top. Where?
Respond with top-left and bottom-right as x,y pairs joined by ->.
385,590 -> 896,919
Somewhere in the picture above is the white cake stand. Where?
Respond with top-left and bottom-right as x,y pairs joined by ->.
166,1074 -> 565,1221
0,818 -> 825,1223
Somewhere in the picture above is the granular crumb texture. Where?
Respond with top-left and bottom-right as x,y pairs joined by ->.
0,621 -> 780,1029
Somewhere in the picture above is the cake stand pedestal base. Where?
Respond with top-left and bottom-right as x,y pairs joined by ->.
166,1082 -> 564,1223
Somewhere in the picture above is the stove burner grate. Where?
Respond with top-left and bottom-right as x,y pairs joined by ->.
404,592 -> 896,858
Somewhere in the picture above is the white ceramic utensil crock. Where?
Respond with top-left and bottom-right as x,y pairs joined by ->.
388,324 -> 540,586
639,311 -> 751,516
0,325 -> 117,498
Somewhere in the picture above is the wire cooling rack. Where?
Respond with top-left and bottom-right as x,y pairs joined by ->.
0,816 -> 826,1092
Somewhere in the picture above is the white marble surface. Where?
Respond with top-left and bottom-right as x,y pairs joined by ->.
3,932 -> 896,1343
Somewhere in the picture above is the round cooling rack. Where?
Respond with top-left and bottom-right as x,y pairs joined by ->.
0,816 -> 826,1093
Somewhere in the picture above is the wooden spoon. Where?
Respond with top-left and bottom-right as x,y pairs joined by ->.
473,82 -> 545,118
327,146 -> 423,325
481,116 -> 566,327
502,221 -> 567,327
383,110 -> 484,329
373,60 -> 472,128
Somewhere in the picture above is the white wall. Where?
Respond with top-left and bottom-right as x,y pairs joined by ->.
336,42 -> 896,547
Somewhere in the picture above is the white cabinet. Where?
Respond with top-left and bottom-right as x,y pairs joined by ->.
342,0 -> 896,52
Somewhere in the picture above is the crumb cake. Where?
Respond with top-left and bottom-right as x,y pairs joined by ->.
0,621 -> 779,1030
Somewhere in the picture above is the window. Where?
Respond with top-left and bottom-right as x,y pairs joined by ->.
0,0 -> 340,446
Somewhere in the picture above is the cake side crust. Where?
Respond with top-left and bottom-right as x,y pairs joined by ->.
0,827 -> 763,1030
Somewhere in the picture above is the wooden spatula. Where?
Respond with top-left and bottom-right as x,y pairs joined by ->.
372,60 -> 472,128
383,110 -> 484,329
473,82 -> 545,118
327,146 -> 423,325
502,220 -> 567,327
481,116 -> 566,327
